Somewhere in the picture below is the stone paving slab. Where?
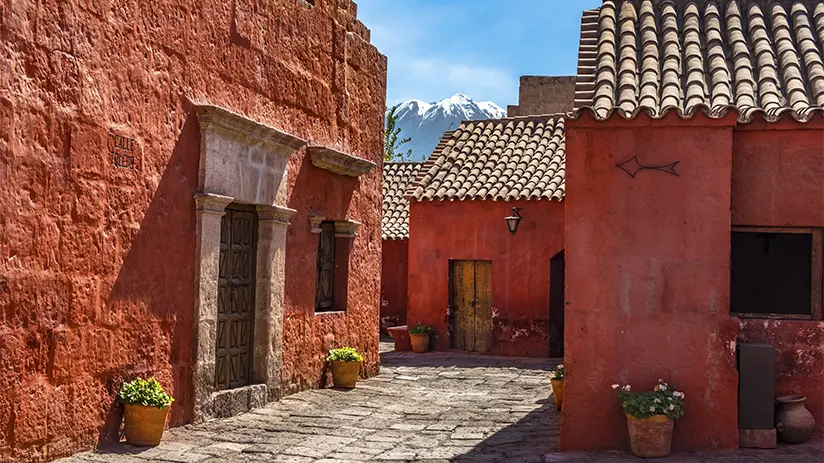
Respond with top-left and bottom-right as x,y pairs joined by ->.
58,350 -> 824,463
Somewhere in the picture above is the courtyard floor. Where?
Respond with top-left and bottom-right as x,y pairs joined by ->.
59,346 -> 824,463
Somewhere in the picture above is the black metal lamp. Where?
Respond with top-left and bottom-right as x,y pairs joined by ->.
505,207 -> 523,235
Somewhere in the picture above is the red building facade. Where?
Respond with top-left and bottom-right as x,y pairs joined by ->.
405,117 -> 567,357
561,0 -> 824,450
0,1 -> 386,461
380,162 -> 422,328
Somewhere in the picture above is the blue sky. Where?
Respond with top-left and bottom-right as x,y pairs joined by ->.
356,0 -> 602,107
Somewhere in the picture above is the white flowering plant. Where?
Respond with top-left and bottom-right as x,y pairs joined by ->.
611,379 -> 685,420
550,364 -> 564,381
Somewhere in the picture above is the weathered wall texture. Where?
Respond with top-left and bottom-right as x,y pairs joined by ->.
732,120 -> 824,437
738,319 -> 824,436
731,121 -> 824,227
0,0 -> 386,461
381,239 -> 409,326
506,76 -> 576,117
407,199 -> 565,357
562,113 -> 740,451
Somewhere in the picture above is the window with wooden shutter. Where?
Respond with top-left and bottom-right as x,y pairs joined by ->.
316,221 -> 336,312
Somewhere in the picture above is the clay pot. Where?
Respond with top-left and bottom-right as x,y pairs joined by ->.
410,333 -> 430,353
330,360 -> 362,389
626,414 -> 674,458
550,379 -> 564,410
123,404 -> 170,446
776,395 -> 815,444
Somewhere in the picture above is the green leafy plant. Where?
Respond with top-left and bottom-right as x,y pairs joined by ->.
612,379 -> 685,420
550,364 -> 564,381
118,377 -> 174,409
409,324 -> 433,335
327,347 -> 364,362
384,104 -> 413,161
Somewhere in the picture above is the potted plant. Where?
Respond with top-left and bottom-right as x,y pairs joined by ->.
409,324 -> 433,353
118,377 -> 174,446
327,347 -> 364,389
612,379 -> 685,458
550,364 -> 564,410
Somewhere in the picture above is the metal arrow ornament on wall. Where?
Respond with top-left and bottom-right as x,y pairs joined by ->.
616,156 -> 680,178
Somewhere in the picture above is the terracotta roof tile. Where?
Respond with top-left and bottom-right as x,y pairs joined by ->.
573,0 -> 824,123
382,162 -> 422,239
406,116 -> 565,202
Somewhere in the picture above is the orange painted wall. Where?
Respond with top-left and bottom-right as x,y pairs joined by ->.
407,199 -> 564,357
381,239 -> 409,326
0,1 -> 385,461
562,113 -> 740,451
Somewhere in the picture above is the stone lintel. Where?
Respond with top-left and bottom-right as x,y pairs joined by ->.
256,204 -> 297,226
195,193 -> 234,214
308,145 -> 376,177
334,220 -> 361,238
194,103 -> 307,155
309,216 -> 326,233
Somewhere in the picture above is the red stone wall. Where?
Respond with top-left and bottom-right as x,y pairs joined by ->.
407,199 -> 565,357
562,113 -> 740,451
381,239 -> 409,326
0,0 -> 386,461
738,319 -> 824,436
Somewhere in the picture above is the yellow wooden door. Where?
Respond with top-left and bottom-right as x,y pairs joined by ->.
452,260 -> 475,351
451,260 -> 492,353
473,261 -> 493,353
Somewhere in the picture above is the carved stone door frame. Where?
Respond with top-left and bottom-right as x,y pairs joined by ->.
191,104 -> 305,421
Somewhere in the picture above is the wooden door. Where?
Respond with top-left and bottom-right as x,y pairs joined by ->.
451,260 -> 492,353
216,206 -> 257,390
315,222 -> 336,311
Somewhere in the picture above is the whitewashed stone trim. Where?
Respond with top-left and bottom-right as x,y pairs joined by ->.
309,146 -> 376,177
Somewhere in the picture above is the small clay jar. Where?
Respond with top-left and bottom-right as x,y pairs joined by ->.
776,395 -> 815,444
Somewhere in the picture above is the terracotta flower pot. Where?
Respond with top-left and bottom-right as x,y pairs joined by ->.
330,360 -> 362,389
410,333 -> 430,353
550,379 -> 564,410
123,404 -> 170,446
626,414 -> 673,458
776,395 -> 815,444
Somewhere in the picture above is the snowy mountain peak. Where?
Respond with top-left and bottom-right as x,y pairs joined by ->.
388,94 -> 506,161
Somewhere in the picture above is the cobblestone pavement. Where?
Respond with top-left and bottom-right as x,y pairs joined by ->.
60,350 -> 823,463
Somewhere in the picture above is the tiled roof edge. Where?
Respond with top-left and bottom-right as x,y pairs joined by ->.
404,130 -> 456,200
568,105 -> 824,124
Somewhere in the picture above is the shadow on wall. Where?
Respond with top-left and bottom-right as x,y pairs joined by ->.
281,154 -> 359,391
95,108 -> 200,447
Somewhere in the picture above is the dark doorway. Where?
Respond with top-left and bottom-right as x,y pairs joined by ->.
216,205 -> 258,390
450,260 -> 493,353
549,250 -> 565,358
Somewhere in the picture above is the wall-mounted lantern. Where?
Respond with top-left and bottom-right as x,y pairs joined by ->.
505,207 -> 523,235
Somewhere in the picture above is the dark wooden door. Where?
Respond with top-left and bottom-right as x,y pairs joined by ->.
315,222 -> 336,311
451,260 -> 492,353
216,206 -> 257,390
549,250 -> 565,358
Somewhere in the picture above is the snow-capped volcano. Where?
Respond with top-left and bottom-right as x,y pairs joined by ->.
389,94 -> 506,161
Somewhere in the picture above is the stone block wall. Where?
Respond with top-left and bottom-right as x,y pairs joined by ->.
506,76 -> 576,117
0,0 -> 386,461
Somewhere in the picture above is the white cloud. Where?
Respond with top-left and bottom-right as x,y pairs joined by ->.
388,56 -> 517,106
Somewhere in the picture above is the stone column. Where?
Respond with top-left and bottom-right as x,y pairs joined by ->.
254,204 -> 296,402
192,192 -> 233,422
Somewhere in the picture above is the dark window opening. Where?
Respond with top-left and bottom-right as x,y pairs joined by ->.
315,221 -> 350,313
731,231 -> 813,318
